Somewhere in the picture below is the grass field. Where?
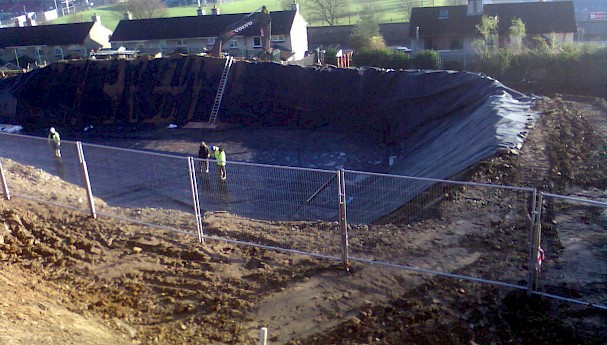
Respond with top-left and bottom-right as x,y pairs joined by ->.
49,0 -> 450,31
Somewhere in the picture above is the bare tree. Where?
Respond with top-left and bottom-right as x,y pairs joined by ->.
307,0 -> 350,26
277,0 -> 296,11
121,0 -> 167,20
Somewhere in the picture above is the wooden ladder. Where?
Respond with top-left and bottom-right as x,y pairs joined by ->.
208,56 -> 234,126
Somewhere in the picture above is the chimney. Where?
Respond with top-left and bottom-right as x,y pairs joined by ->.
467,0 -> 483,16
197,6 -> 204,16
291,1 -> 300,12
91,12 -> 101,23
124,11 -> 133,20
211,6 -> 219,15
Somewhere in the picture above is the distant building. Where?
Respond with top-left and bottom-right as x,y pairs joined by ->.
573,0 -> 607,43
410,0 -> 577,52
110,4 -> 309,61
308,22 -> 411,52
0,14 -> 111,66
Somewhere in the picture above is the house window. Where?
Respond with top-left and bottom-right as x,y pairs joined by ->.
158,41 -> 167,51
207,38 -> 216,46
54,47 -> 64,59
439,8 -> 449,19
229,39 -> 238,48
272,35 -> 285,43
450,39 -> 463,50
176,39 -> 187,46
253,36 -> 262,47
16,48 -> 27,55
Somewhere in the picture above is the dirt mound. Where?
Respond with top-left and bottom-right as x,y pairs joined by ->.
1,95 -> 606,344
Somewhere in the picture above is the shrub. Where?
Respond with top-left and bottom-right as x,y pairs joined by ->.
473,50 -> 513,79
324,47 -> 339,66
352,49 -> 412,69
413,50 -> 440,70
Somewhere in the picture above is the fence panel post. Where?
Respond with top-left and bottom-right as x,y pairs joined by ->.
527,190 -> 543,295
0,159 -> 10,200
76,142 -> 96,218
338,169 -> 349,269
188,157 -> 204,243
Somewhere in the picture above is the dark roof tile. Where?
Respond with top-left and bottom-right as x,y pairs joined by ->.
0,22 -> 95,48
111,10 -> 296,42
410,1 -> 576,37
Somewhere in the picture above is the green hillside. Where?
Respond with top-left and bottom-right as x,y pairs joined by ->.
49,0 -> 451,31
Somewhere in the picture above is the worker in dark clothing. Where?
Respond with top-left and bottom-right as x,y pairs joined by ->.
48,127 -> 61,158
198,141 -> 210,173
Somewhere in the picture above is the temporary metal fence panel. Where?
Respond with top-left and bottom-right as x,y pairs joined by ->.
196,159 -> 342,258
344,170 -> 535,287
3,133 -> 607,307
80,143 -> 197,234
0,133 -> 91,212
537,193 -> 607,308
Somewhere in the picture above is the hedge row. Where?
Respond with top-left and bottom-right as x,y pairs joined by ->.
351,49 -> 441,70
349,48 -> 607,98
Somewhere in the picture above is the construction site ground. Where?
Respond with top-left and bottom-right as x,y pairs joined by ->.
1,95 -> 607,344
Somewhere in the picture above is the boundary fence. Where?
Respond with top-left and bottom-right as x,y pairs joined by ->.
0,132 -> 605,310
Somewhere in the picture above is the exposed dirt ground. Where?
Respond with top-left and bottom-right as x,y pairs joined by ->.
1,95 -> 607,344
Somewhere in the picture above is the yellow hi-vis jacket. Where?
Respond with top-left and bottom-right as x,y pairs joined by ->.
48,132 -> 60,144
214,150 -> 226,166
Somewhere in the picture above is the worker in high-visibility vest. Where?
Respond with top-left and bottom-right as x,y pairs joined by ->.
48,127 -> 61,158
212,146 -> 227,180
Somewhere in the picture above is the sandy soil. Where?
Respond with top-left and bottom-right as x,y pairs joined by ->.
1,95 -> 606,344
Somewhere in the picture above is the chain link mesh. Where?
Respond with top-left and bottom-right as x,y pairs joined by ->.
538,194 -> 607,307
3,133 -> 606,306
197,159 -> 341,257
344,170 -> 535,286
81,143 -> 197,233
0,134 -> 90,212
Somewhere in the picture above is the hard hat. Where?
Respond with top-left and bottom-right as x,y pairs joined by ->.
50,127 -> 56,133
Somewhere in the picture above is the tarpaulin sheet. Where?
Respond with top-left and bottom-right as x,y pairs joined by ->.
0,59 -> 536,223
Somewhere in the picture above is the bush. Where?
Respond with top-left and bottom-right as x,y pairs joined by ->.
324,47 -> 339,66
470,50 -> 514,79
413,50 -> 440,70
352,49 -> 412,69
